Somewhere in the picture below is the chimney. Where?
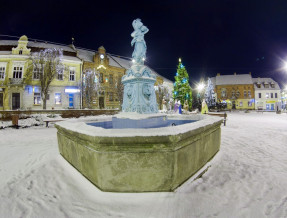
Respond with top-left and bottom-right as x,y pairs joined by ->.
234,72 -> 237,75
217,73 -> 220,76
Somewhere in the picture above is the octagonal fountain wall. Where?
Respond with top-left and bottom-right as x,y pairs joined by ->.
55,114 -> 222,192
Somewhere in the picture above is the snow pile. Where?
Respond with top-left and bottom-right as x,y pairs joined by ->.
0,112 -> 287,217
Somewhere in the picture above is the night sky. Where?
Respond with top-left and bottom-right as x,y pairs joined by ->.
2,0 -> 287,87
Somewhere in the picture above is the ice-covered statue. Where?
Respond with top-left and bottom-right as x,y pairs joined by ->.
131,18 -> 149,64
121,19 -> 158,114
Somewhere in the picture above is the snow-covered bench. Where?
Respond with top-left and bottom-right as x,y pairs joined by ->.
208,112 -> 227,126
43,119 -> 64,128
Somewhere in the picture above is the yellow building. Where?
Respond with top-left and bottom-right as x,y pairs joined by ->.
0,36 -> 82,110
77,46 -> 172,109
212,73 -> 255,110
0,36 -> 172,110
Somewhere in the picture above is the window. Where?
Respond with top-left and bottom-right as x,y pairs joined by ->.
275,93 -> 278,98
248,101 -> 252,107
257,83 -> 261,88
13,66 -> 23,78
264,83 -> 269,88
248,90 -> 251,98
221,88 -> 226,98
34,92 -> 41,105
69,68 -> 75,81
0,93 -> 3,107
0,66 -> 5,79
109,74 -> 113,85
19,50 -> 23,55
231,91 -> 235,98
55,93 -> 61,104
266,93 -> 269,98
259,93 -> 261,98
240,102 -> 243,107
271,93 -> 273,98
236,90 -> 240,97
33,67 -> 41,80
109,92 -> 113,101
244,91 -> 247,98
57,69 -> 63,80
100,73 -> 103,83
271,83 -> 275,88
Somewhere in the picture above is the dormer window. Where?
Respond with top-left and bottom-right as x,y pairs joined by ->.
19,50 -> 23,55
256,83 -> 261,88
271,83 -> 275,88
264,83 -> 269,88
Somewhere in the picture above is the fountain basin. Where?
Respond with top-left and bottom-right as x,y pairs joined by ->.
55,114 -> 222,192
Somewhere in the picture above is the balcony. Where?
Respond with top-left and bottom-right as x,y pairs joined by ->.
9,78 -> 25,85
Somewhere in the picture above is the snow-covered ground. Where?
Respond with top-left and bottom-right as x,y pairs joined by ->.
0,112 -> 287,218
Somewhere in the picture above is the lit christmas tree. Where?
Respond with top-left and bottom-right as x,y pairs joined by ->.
173,58 -> 193,110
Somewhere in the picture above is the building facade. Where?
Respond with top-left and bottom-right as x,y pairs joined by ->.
0,36 -> 172,110
253,78 -> 281,111
0,36 -> 82,110
212,73 -> 255,110
78,46 -> 172,109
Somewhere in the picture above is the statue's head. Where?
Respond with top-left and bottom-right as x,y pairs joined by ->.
132,18 -> 143,30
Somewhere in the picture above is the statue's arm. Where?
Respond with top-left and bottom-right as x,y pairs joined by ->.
141,26 -> 149,34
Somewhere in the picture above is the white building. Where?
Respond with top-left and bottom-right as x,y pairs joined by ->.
253,78 -> 281,111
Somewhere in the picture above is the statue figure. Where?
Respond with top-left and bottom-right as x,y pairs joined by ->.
201,99 -> 209,114
162,97 -> 167,112
178,100 -> 182,114
131,18 -> 149,64
174,100 -> 179,113
183,100 -> 189,113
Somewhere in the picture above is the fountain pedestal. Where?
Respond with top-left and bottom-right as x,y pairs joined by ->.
121,64 -> 158,114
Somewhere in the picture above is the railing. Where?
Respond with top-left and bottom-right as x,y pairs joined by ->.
9,78 -> 25,85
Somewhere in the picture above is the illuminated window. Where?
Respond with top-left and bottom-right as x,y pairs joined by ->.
55,93 -> 61,104
33,67 -> 41,80
221,88 -> 226,98
109,92 -> 113,101
69,68 -> 75,81
58,69 -> 63,80
109,74 -> 113,85
34,92 -> 41,105
13,66 -> 23,78
266,93 -> 269,98
100,73 -> 103,83
0,93 -> 3,107
0,67 -> 5,79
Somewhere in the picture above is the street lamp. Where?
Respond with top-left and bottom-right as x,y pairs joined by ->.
196,83 -> 205,92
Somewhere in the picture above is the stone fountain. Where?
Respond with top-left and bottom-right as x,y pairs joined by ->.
55,19 -> 223,192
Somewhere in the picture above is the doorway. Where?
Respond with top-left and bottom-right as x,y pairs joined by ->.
232,101 -> 236,109
12,93 -> 20,110
69,94 -> 74,108
99,97 -> 105,109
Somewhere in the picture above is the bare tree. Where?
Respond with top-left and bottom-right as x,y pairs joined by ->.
156,84 -> 171,110
82,69 -> 101,109
115,77 -> 124,109
26,48 -> 64,109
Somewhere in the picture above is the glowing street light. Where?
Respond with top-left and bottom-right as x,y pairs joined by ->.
197,83 -> 205,92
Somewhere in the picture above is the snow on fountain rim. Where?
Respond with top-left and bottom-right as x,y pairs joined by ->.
56,114 -> 223,137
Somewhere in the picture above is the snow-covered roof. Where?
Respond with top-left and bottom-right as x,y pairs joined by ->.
252,78 -> 281,90
214,74 -> 253,85
0,40 -> 76,52
76,48 -> 95,62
